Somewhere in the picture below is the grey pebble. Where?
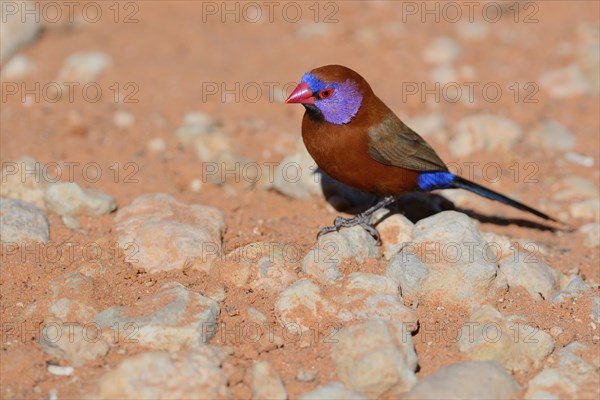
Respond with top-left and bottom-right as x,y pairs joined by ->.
0,198 -> 49,243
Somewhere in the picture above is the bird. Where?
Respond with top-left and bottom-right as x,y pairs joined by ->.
285,64 -> 563,242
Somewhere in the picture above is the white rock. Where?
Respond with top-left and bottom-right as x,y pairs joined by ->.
299,382 -> 366,400
216,242 -> 298,293
539,64 -> 589,98
44,182 -> 116,217
1,54 -> 34,80
570,198 -> 600,221
0,198 -> 49,243
40,323 -> 110,367
388,211 -> 499,304
455,21 -> 489,41
115,193 -> 225,273
422,37 -> 461,65
252,361 -> 287,400
497,250 -> 557,300
1,156 -> 56,208
450,114 -> 522,158
47,365 -> 74,376
375,211 -> 414,260
525,342 -> 599,399
0,2 -> 41,63
275,279 -> 336,332
146,137 -> 166,154
275,275 -> 417,333
113,110 -> 135,129
456,305 -> 554,371
97,347 -> 229,399
332,319 -> 418,397
57,52 -> 112,83
404,361 -> 519,400
95,282 -> 219,351
565,152 -> 594,167
302,226 -> 379,284
530,120 -> 575,151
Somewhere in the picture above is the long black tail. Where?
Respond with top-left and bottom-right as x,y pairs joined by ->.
450,175 -> 561,224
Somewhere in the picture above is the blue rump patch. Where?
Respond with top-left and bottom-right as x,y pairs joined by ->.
418,171 -> 455,191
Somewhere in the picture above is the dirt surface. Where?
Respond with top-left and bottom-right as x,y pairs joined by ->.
1,1 -> 599,399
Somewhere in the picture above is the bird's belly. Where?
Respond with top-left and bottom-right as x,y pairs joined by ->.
304,134 -> 419,196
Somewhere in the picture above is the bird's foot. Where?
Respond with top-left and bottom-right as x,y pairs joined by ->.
317,213 -> 382,244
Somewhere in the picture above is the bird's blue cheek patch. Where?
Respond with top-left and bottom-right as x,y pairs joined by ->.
418,171 -> 455,191
316,80 -> 363,125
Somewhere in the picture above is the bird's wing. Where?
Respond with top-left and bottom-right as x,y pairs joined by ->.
367,114 -> 448,172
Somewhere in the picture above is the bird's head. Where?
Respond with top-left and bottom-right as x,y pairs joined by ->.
285,65 -> 371,125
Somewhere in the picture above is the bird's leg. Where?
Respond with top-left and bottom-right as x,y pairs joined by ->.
317,196 -> 397,244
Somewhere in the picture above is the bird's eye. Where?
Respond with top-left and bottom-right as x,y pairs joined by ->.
320,89 -> 334,99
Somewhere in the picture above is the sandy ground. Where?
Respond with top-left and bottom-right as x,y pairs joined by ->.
1,1 -> 599,398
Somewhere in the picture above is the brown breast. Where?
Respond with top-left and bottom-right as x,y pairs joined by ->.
301,96 -> 419,196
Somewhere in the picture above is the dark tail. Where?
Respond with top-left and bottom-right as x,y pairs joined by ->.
451,175 -> 562,224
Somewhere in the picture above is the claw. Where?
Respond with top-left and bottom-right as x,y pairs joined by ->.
316,213 -> 382,244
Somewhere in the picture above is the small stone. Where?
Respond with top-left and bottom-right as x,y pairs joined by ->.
450,114 -> 522,158
1,157 -> 56,208
247,307 -> 267,324
404,361 -> 519,400
95,282 -> 219,351
550,326 -> 564,337
591,296 -> 600,324
457,305 -> 554,371
0,7 -> 41,63
97,347 -> 229,399
404,113 -> 446,138
44,182 -> 116,218
216,242 -> 298,292
565,152 -> 595,167
299,382 -> 366,400
0,198 -> 49,243
113,110 -> 135,129
275,275 -> 417,333
0,54 -> 34,81
40,323 -> 110,367
275,279 -> 335,332
146,137 -> 166,154
422,36 -> 461,65
332,319 -> 417,397
296,23 -> 332,39
431,65 -> 458,84
47,365 -> 74,376
553,177 -> 598,202
252,361 -> 287,400
530,120 -> 575,151
375,211 -> 414,260
176,112 -> 222,142
455,21 -> 489,41
570,198 -> 600,221
115,193 -> 225,273
497,250 -> 557,300
296,369 -> 318,382
302,226 -> 379,283
57,52 -> 111,83
525,342 -> 599,399
190,178 -> 203,193
388,211 -> 498,304
539,64 -> 589,98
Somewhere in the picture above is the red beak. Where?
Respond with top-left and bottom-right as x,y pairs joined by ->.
285,82 -> 315,104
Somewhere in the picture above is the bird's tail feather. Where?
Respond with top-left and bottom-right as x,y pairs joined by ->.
450,175 -> 561,224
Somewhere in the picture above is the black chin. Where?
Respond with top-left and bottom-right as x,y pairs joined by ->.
303,103 -> 324,122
